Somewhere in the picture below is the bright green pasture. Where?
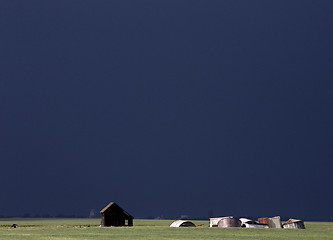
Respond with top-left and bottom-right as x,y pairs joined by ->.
0,218 -> 332,240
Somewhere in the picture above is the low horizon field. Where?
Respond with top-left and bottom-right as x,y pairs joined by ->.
0,218 -> 332,240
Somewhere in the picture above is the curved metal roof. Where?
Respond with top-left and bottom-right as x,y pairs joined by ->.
170,220 -> 196,227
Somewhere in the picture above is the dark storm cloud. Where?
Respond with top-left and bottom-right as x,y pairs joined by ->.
1,0 -> 333,220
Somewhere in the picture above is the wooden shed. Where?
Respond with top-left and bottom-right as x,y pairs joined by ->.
100,202 -> 134,227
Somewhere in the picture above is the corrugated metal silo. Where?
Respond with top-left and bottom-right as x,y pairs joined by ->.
217,216 -> 241,228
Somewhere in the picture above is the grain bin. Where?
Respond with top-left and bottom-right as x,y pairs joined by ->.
217,216 -> 241,227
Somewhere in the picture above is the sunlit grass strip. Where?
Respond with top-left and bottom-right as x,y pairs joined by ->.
0,219 -> 332,240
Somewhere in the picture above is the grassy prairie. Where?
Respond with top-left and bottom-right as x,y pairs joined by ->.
0,218 -> 332,240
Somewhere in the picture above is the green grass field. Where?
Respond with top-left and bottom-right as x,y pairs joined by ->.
0,218 -> 332,240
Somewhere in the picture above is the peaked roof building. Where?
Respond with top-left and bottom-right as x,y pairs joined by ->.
100,202 -> 134,227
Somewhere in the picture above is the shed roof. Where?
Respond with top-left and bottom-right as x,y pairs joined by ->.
100,202 -> 133,218
284,218 -> 303,224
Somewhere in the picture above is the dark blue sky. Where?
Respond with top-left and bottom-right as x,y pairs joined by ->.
1,0 -> 333,220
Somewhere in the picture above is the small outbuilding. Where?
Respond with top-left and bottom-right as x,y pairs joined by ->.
100,202 -> 134,227
210,217 -> 223,227
269,216 -> 282,228
258,216 -> 282,228
170,220 -> 196,227
283,219 -> 305,229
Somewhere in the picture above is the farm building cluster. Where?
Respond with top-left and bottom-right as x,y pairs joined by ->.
170,216 -> 305,229
100,202 -> 305,229
208,216 -> 305,229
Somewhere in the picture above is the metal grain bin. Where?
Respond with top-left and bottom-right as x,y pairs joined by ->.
217,216 -> 241,228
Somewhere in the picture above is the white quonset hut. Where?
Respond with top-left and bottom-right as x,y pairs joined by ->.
170,220 -> 196,227
240,218 -> 268,228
